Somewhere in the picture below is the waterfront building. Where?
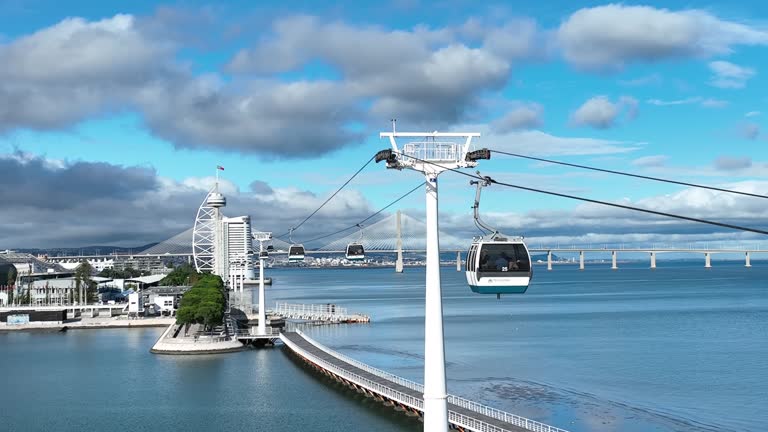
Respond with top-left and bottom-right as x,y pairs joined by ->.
113,256 -> 170,275
219,215 -> 256,281
193,183 -> 256,285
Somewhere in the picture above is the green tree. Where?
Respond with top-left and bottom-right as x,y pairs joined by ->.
160,264 -> 200,286
6,266 -> 16,305
175,274 -> 226,331
74,261 -> 95,304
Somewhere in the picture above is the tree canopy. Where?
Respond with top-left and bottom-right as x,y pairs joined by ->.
175,274 -> 226,329
160,264 -> 200,286
98,267 -> 149,279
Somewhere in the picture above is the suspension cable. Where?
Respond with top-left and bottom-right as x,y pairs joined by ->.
302,182 -> 425,244
278,155 -> 375,238
389,152 -> 768,236
490,149 -> 768,199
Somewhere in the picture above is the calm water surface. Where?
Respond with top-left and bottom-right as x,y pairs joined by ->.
2,261 -> 766,432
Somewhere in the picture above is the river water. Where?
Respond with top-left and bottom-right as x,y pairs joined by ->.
2,261 -> 766,432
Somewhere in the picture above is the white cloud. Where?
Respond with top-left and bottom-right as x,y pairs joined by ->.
438,178 -> 768,248
228,16 -> 512,125
714,156 -> 752,171
618,73 -> 662,86
490,103 -> 543,132
745,111 -> 761,117
708,61 -> 756,88
646,97 -> 728,108
700,98 -> 730,108
456,124 -> 640,156
558,4 -> 768,71
570,96 -> 637,129
631,155 -> 668,167
0,152 -> 379,247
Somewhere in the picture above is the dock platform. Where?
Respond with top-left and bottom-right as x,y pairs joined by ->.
280,330 -> 568,432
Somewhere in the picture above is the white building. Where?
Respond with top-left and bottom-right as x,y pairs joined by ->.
58,258 -> 114,272
219,215 -> 255,281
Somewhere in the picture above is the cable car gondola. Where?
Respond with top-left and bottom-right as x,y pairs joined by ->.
288,244 -> 305,262
287,228 -> 305,262
465,175 -> 532,298
466,235 -> 531,296
345,224 -> 365,261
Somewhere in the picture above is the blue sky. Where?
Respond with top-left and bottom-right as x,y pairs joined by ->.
1,0 -> 767,248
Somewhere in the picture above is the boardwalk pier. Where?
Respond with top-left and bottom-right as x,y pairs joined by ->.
274,302 -> 370,323
280,330 -> 568,432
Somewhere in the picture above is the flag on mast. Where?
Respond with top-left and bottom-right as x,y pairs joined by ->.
217,165 -> 225,171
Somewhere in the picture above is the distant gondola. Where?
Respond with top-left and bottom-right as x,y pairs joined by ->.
345,243 -> 365,261
345,224 -> 366,260
288,244 -> 305,262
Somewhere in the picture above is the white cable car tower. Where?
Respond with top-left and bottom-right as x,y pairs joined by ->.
193,169 -> 226,273
253,231 -> 272,335
376,120 -> 489,432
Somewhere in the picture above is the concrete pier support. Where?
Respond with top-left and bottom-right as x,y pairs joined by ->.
579,251 -> 585,270
611,250 -> 618,270
547,251 -> 552,271
705,252 -> 712,268
456,251 -> 461,271
650,252 -> 656,269
745,252 -> 751,268
395,210 -> 404,273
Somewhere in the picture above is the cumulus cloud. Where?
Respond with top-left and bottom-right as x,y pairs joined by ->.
228,16 -> 511,125
0,14 -> 173,131
558,4 -> 768,71
708,61 -> 756,88
0,153 -> 378,248
136,77 -> 363,156
490,103 -> 543,132
479,18 -> 552,60
714,156 -> 752,171
0,13 -> 535,156
570,96 -> 637,129
0,14 -> 364,157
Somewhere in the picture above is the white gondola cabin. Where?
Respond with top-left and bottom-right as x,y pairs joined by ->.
465,235 -> 532,296
345,243 -> 365,261
288,244 -> 305,262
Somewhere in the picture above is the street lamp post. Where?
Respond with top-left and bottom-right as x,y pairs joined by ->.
376,128 -> 488,431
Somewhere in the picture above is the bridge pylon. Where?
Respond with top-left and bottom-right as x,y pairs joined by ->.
395,210 -> 404,273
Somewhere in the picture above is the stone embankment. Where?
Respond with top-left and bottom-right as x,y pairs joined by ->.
150,322 -> 244,354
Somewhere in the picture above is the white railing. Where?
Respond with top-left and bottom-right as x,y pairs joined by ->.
275,302 -> 369,322
280,333 -> 423,411
295,330 -> 569,432
234,327 -> 280,337
297,329 -> 424,393
402,141 -> 460,162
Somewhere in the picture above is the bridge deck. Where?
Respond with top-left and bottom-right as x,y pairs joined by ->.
280,331 -> 566,432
